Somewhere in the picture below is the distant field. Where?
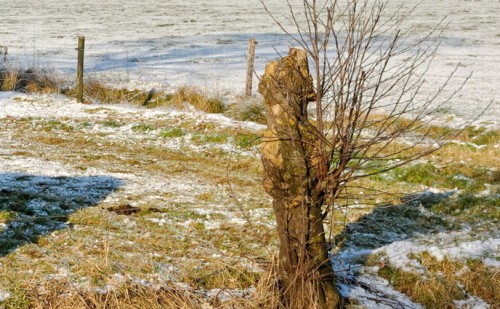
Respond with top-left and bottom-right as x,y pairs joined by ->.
0,0 -> 498,125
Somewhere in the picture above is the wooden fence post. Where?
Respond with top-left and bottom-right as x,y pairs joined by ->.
2,47 -> 7,62
76,36 -> 85,103
245,38 -> 257,97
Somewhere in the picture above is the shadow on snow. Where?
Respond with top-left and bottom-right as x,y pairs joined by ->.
333,191 -> 458,308
0,173 -> 122,256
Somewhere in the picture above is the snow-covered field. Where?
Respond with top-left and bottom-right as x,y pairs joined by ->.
0,0 -> 499,307
1,0 -> 499,125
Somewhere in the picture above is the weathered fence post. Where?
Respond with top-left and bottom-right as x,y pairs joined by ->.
2,47 -> 7,62
245,38 -> 257,97
76,36 -> 85,103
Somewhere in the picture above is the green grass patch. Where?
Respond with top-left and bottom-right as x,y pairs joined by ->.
392,162 -> 488,193
101,120 -> 123,128
41,120 -> 74,132
394,162 -> 438,186
429,193 -> 500,224
131,124 -> 155,133
0,210 -> 15,223
471,129 -> 498,145
191,133 -> 228,144
159,127 -> 185,138
78,122 -> 93,129
447,126 -> 500,146
235,133 -> 260,149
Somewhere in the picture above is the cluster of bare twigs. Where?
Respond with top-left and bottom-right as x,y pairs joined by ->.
257,0 -> 480,307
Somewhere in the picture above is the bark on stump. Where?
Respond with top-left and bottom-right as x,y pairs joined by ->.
259,48 -> 341,308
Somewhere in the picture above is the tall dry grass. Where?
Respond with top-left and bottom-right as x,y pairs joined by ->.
0,63 -> 227,114
0,66 -> 60,93
1,264 -> 286,309
62,80 -> 226,114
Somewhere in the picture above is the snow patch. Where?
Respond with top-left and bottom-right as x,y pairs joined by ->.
377,235 -> 500,272
483,258 -> 500,269
0,291 -> 11,302
336,267 -> 423,309
454,295 -> 491,309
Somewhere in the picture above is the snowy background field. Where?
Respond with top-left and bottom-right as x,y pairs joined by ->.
1,0 -> 499,126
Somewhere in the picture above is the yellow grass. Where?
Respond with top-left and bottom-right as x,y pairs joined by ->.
0,68 -> 60,93
377,252 -> 499,308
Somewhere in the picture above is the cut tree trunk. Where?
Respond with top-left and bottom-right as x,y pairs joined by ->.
259,48 -> 342,308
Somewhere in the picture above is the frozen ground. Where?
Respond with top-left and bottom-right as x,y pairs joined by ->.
0,92 -> 498,307
0,91 -> 274,306
0,0 -> 498,126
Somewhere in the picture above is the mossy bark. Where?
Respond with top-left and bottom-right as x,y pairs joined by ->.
259,48 -> 341,308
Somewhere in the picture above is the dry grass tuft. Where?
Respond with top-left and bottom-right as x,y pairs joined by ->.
168,86 -> 225,113
0,67 -> 60,93
377,252 -> 499,308
0,70 -> 17,91
0,263 -> 283,308
63,82 -> 226,114
248,257 -> 283,309
224,98 -> 266,124
4,279 -> 206,309
62,80 -> 164,106
83,80 -> 147,104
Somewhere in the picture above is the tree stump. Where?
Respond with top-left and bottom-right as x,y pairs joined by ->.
259,48 -> 341,308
